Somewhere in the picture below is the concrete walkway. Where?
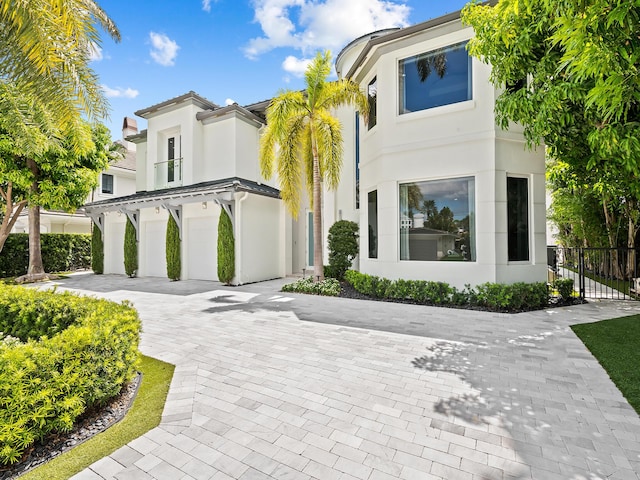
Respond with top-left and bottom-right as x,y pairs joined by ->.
39,273 -> 640,480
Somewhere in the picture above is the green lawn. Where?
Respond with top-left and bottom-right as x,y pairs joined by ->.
21,354 -> 174,480
572,315 -> 640,415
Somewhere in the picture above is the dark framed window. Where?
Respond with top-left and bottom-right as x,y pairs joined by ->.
399,41 -> 472,114
368,190 -> 378,258
355,112 -> 360,209
168,137 -> 175,183
101,173 -> 113,194
507,177 -> 529,261
399,177 -> 475,261
367,77 -> 377,129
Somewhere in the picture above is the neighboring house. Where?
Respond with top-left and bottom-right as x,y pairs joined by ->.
85,7 -> 547,288
11,118 -> 137,234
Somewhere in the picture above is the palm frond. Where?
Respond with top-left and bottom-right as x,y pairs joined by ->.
305,50 -> 332,109
276,115 -> 307,217
313,111 -> 343,191
301,125 -> 314,209
318,79 -> 369,126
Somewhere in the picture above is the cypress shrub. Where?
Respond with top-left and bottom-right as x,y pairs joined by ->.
91,223 -> 104,274
217,209 -> 235,284
166,215 -> 181,281
327,220 -> 359,280
124,217 -> 137,277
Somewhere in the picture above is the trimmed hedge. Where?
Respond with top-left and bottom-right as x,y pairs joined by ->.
0,286 -> 141,465
0,233 -> 91,278
217,209 -> 235,284
166,215 -> 181,281
344,270 -> 549,312
91,224 -> 104,275
124,218 -> 137,277
282,277 -> 341,296
327,220 -> 359,280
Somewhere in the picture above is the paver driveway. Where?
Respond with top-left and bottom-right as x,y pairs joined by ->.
42,273 -> 640,480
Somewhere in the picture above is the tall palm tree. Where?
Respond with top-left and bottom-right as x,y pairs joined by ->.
260,51 -> 368,280
0,0 -> 120,152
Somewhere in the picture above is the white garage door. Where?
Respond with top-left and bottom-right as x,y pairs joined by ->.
105,221 -> 125,275
186,216 -> 217,280
143,220 -> 166,277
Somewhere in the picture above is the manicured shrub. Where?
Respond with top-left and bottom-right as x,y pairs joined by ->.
91,223 -> 104,274
217,209 -> 235,284
0,233 -> 91,277
554,278 -> 574,299
166,215 -> 181,281
282,277 -> 341,296
327,220 -> 359,280
124,217 -> 137,277
0,286 -> 140,465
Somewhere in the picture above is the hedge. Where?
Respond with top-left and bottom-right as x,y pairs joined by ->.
166,215 -> 181,281
344,270 -> 549,312
0,233 -> 91,278
0,286 -> 141,465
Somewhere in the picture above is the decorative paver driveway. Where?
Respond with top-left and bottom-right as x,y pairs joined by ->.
43,274 -> 640,480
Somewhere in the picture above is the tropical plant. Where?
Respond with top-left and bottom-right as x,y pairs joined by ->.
124,217 -> 137,277
327,220 -> 359,280
217,209 -> 235,284
91,223 -> 104,274
259,50 -> 368,280
166,215 -> 181,281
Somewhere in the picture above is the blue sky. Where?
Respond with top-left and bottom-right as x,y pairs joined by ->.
92,0 -> 470,140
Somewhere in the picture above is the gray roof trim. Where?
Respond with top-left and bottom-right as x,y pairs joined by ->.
126,129 -> 147,143
84,177 -> 280,212
135,91 -> 218,118
196,104 -> 265,127
335,27 -> 401,73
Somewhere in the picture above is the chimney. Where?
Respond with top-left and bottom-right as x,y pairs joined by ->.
122,117 -> 138,151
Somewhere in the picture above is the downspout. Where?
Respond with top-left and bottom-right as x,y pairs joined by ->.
235,191 -> 249,285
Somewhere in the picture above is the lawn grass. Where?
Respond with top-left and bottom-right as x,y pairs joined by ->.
21,354 -> 174,480
572,315 -> 640,415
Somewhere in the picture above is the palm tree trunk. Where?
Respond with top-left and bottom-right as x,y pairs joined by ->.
0,183 -> 27,253
27,158 -> 45,276
310,127 -> 324,281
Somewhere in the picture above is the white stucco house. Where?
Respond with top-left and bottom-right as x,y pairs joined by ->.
84,8 -> 547,288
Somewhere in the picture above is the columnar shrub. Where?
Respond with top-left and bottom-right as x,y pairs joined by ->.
0,286 -> 141,465
327,220 -> 359,280
0,233 -> 91,277
166,215 -> 181,281
124,217 -> 137,277
217,209 -> 235,284
91,223 -> 104,274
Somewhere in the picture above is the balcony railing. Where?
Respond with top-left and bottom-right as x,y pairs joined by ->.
154,158 -> 183,189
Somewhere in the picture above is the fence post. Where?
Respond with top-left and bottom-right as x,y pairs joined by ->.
578,248 -> 585,299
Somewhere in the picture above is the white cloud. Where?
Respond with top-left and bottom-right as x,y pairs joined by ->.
149,32 -> 180,66
88,42 -> 103,61
244,0 -> 410,59
202,0 -> 215,12
225,98 -> 236,105
102,85 -> 140,99
282,55 -> 311,77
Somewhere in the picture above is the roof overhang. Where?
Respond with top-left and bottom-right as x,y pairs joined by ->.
135,91 -> 218,119
196,104 -> 265,128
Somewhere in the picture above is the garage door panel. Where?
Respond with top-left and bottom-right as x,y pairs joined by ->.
186,216 -> 217,281
105,222 -> 125,275
143,220 -> 166,277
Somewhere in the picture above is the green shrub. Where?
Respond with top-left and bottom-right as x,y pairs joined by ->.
124,218 -> 137,277
91,224 -> 104,274
554,278 -> 574,299
344,270 -> 549,312
166,215 -> 181,281
327,220 -> 359,280
282,277 -> 341,296
0,233 -> 91,277
0,286 -> 140,465
217,209 -> 235,284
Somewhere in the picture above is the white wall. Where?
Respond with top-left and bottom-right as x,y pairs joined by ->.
139,208 -> 167,277
183,202 -> 219,281
104,214 -> 126,275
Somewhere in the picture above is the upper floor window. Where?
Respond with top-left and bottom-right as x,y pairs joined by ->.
355,111 -> 360,209
101,173 -> 114,194
367,77 -> 377,129
399,41 -> 472,115
507,177 -> 530,261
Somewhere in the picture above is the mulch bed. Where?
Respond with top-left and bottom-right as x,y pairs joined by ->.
0,373 -> 141,480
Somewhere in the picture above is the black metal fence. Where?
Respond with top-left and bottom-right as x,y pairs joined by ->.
547,246 -> 639,300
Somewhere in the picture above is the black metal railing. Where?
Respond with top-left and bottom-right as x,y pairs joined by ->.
548,246 -> 639,300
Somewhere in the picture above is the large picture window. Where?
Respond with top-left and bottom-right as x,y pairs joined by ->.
399,177 -> 475,261
507,177 -> 529,261
368,190 -> 378,259
399,41 -> 472,115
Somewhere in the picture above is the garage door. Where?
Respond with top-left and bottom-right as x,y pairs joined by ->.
143,220 -> 166,277
105,221 -> 125,275
186,216 -> 217,280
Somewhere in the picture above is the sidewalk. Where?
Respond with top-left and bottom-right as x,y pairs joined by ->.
41,273 -> 640,480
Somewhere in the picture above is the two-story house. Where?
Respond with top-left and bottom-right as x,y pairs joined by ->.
85,7 -> 547,288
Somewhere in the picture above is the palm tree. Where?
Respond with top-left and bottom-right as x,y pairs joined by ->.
260,51 -> 368,280
0,0 -> 120,152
